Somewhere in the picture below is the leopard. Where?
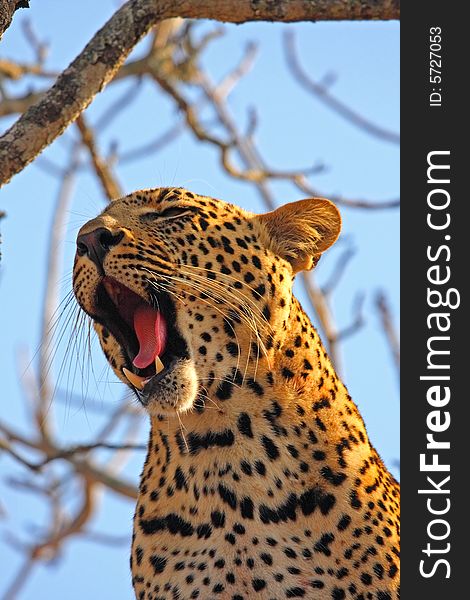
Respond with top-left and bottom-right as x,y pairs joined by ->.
73,187 -> 400,600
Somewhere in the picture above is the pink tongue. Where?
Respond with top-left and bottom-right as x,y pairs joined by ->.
132,305 -> 167,369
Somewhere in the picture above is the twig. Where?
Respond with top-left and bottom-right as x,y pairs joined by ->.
94,79 -> 143,131
335,293 -> 366,342
0,59 -> 57,80
1,555 -> 36,600
118,120 -> 184,164
0,90 -> 44,117
321,246 -> 356,296
28,479 -> 98,561
0,417 -> 140,499
0,420 -> 43,451
302,270 -> 341,373
82,530 -> 130,546
376,290 -> 400,377
76,114 -> 122,200
21,18 -> 49,65
214,41 -> 258,100
294,175 -> 400,210
72,460 -> 138,499
284,31 -> 400,146
0,438 -> 39,471
0,440 -> 147,472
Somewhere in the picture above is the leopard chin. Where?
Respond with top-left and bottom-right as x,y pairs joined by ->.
135,357 -> 199,417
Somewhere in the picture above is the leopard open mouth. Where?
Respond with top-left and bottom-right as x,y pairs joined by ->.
93,277 -> 189,399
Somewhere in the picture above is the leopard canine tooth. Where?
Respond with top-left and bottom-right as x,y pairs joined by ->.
155,356 -> 164,374
122,367 -> 146,390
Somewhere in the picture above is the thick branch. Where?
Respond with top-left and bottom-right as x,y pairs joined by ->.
0,0 -> 399,187
0,1 -> 29,41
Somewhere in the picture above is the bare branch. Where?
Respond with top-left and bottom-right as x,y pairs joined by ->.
28,479 -> 98,561
72,460 -> 138,499
175,0 -> 400,21
0,59 -> 56,80
293,175 -> 400,210
0,439 -> 146,472
302,270 -> 342,373
0,419 -> 43,451
335,293 -> 366,342
117,121 -> 183,164
284,31 -> 400,145
0,437 -> 39,471
214,41 -> 258,100
1,555 -> 36,600
82,530 -> 130,546
0,0 -> 399,187
0,0 -> 29,42
0,416 -> 140,500
375,290 -> 400,377
94,79 -> 143,131
0,90 -> 44,117
21,17 -> 49,65
322,245 -> 356,296
75,114 -> 122,200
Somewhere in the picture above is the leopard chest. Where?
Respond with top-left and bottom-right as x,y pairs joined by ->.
129,398 -> 399,600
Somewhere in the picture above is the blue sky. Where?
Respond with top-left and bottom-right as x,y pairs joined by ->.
0,2 -> 399,598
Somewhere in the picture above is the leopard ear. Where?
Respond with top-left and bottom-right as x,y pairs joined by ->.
255,198 -> 341,274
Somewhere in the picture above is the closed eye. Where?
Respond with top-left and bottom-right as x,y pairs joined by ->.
140,206 -> 199,222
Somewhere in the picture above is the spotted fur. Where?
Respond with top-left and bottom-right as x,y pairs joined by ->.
73,187 -> 400,600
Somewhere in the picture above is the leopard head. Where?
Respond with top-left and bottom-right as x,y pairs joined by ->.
73,187 -> 340,417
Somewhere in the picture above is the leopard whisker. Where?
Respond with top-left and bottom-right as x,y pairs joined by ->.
176,407 -> 190,454
179,263 -> 274,329
158,270 -> 268,366
147,273 -> 245,376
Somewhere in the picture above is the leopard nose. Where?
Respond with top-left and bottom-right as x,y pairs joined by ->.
76,227 -> 124,268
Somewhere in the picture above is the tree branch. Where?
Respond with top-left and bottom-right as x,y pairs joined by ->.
0,0 -> 399,188
375,290 -> 400,378
0,0 -> 29,42
302,270 -> 342,373
294,175 -> 400,210
284,31 -> 400,145
75,114 -> 122,200
1,555 -> 35,600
